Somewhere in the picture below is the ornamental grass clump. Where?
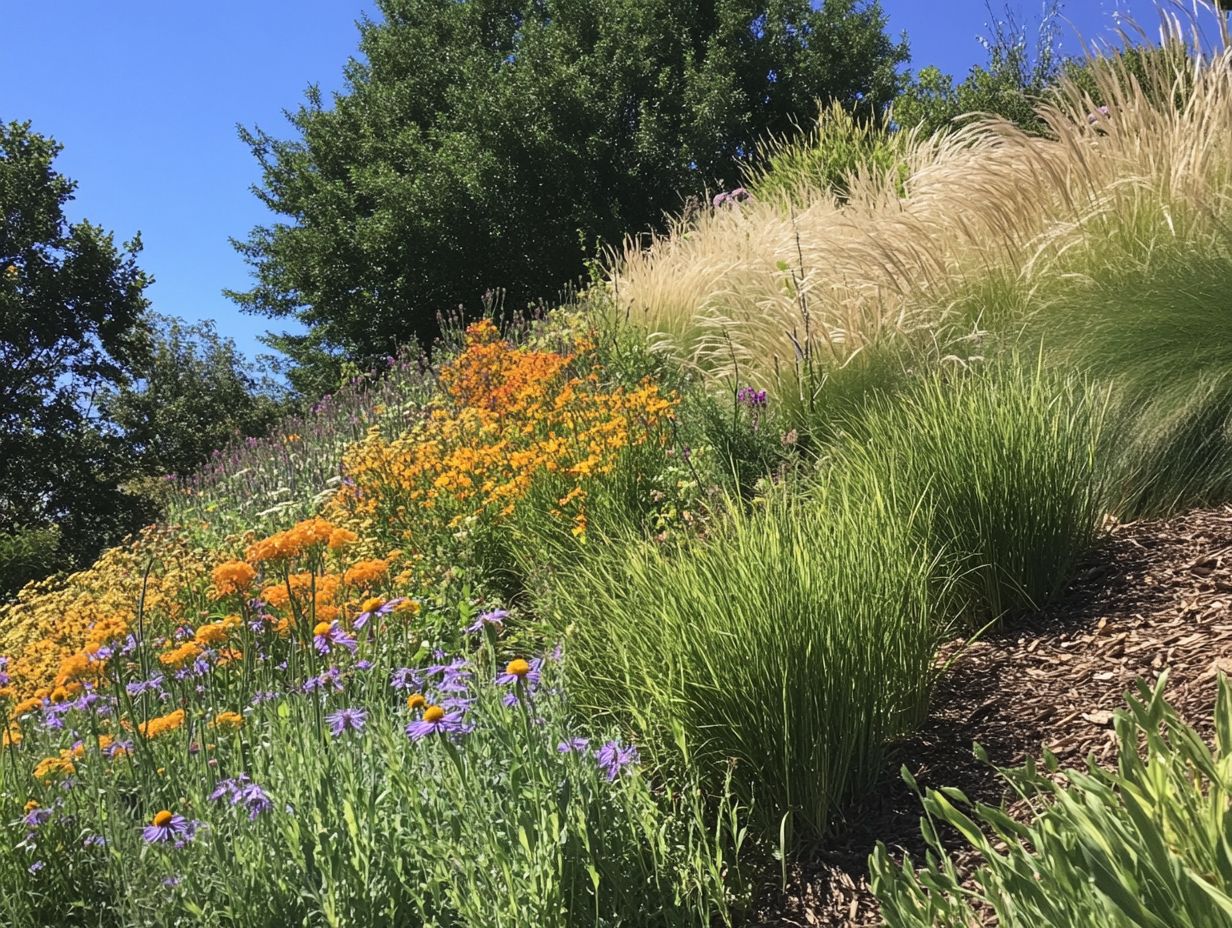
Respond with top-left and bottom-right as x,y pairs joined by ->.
552,482 -> 945,841
611,11 -> 1231,413
1023,233 -> 1232,518
831,362 -> 1109,624
872,673 -> 1232,928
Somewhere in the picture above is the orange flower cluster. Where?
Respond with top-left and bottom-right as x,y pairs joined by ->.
212,561 -> 256,598
138,708 -> 185,740
245,517 -> 351,563
333,320 -> 675,542
210,711 -> 244,731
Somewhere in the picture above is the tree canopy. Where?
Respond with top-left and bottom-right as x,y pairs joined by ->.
229,0 -> 907,393
0,119 -> 151,568
0,123 -> 287,596
103,315 -> 288,486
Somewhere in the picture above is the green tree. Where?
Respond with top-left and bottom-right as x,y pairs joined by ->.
894,1 -> 1065,137
103,315 -> 289,492
0,120 -> 152,577
229,0 -> 907,393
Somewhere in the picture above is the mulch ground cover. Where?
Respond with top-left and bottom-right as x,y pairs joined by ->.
755,506 -> 1232,926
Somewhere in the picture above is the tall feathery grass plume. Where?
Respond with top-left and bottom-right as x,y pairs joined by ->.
608,4 -> 1232,410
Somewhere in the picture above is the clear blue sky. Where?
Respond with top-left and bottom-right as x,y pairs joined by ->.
2,0 -> 1167,364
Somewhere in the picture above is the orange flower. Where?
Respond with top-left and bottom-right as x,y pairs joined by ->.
138,709 -> 185,740
194,621 -> 231,647
158,641 -> 204,670
212,560 -> 256,597
328,528 -> 358,550
210,711 -> 244,731
343,559 -> 388,588
33,753 -> 75,782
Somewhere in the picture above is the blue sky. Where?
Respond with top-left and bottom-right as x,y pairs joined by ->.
2,0 -> 1166,363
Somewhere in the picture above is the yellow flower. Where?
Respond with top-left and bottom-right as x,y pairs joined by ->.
423,705 -> 445,723
406,693 -> 427,711
152,809 -> 174,828
504,658 -> 531,679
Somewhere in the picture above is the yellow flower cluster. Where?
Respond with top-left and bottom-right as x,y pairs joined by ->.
0,526 -> 214,701
333,320 -> 675,542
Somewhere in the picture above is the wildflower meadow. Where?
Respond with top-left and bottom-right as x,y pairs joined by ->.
5,8 -> 1232,926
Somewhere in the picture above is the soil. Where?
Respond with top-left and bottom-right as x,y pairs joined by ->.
754,506 -> 1232,927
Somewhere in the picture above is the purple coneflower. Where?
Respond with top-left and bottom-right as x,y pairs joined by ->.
142,811 -> 199,847
313,621 -> 357,655
405,704 -> 466,741
466,608 -> 508,634
325,707 -> 367,737
596,740 -> 640,781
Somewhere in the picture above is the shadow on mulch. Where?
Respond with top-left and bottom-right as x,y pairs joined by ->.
750,507 -> 1232,927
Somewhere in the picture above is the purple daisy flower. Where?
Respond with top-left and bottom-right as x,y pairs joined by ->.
125,675 -> 163,695
496,657 -> 542,688
596,740 -> 640,781
103,739 -> 133,759
312,621 -> 357,655
354,597 -> 404,630
405,705 -> 466,741
302,667 -> 345,694
325,707 -> 367,737
556,737 -> 590,754
466,608 -> 508,634
142,813 -> 198,846
390,666 -> 421,691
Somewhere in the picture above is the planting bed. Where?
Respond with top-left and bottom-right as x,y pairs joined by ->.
758,506 -> 1232,926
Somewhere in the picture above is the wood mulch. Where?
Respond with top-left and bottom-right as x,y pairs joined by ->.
754,506 -> 1232,927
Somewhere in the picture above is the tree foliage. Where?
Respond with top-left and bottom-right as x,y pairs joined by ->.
229,0 -> 908,393
103,315 -> 289,487
0,119 -> 152,571
893,1 -> 1066,137
0,123 -> 286,597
